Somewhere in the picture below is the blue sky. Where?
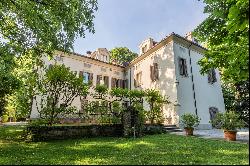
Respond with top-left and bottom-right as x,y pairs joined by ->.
73,0 -> 208,55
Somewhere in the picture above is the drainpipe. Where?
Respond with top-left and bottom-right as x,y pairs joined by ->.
188,43 -> 198,115
129,68 -> 132,90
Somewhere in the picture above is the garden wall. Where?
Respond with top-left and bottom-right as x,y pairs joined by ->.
27,124 -> 123,141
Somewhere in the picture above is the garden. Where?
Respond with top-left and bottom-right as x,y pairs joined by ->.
0,125 -> 249,165
0,64 -> 171,141
0,0 -> 249,165
0,64 -> 248,165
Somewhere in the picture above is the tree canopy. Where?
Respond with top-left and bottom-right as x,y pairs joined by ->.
0,45 -> 20,115
193,0 -> 249,83
0,0 -> 98,55
0,0 -> 98,117
109,47 -> 138,65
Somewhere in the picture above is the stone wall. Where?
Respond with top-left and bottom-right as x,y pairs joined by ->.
27,124 -> 166,141
27,124 -> 123,141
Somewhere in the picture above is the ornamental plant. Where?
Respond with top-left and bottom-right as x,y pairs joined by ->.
181,113 -> 200,129
93,84 -> 108,99
210,111 -> 245,131
145,89 -> 170,124
36,64 -> 89,125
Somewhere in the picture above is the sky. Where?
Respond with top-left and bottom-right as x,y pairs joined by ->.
73,0 -> 208,55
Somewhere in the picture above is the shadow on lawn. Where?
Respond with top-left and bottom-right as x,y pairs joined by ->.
0,126 -> 249,165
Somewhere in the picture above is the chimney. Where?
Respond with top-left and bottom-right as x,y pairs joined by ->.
185,32 -> 198,44
86,51 -> 92,55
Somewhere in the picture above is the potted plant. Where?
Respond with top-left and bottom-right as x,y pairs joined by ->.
210,111 -> 245,141
180,113 -> 200,136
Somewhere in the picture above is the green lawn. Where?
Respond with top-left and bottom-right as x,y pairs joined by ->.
0,126 -> 248,165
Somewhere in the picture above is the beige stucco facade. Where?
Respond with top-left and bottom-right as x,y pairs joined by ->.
31,33 -> 225,129
30,50 -> 125,119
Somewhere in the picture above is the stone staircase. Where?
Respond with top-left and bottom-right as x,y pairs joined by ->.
163,125 -> 183,132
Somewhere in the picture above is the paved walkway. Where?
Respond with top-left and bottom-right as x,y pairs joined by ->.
170,128 -> 249,143
0,122 -> 28,126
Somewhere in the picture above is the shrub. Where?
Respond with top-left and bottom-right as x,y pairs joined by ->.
36,64 -> 89,125
28,119 -> 48,127
2,114 -> 9,123
143,124 -> 166,135
181,113 -> 200,129
94,85 -> 108,99
145,89 -> 170,124
40,106 -> 78,125
99,115 -> 120,124
210,111 -> 245,131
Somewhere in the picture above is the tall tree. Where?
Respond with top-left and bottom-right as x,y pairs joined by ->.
110,47 -> 138,65
222,80 -> 249,125
37,64 -> 89,125
0,0 -> 98,117
7,52 -> 43,119
193,0 -> 249,83
0,0 -> 98,55
194,0 -> 249,123
0,45 -> 20,116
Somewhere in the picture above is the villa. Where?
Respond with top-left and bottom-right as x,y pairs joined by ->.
31,32 -> 225,129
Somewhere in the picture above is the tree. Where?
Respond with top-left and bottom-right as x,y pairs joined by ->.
222,80 -> 249,125
0,45 -> 20,116
110,47 -> 138,65
0,0 -> 98,56
0,0 -> 98,117
193,0 -> 249,83
7,52 -> 43,119
36,64 -> 89,125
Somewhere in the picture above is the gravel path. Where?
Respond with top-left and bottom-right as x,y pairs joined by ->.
171,128 -> 249,143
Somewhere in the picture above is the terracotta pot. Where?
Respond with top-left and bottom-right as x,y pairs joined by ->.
224,130 -> 237,141
184,127 -> 194,136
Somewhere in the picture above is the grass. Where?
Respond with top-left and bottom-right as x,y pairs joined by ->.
0,126 -> 249,165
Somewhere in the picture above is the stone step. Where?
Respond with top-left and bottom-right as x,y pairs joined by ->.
168,129 -> 183,132
163,125 -> 183,132
164,125 -> 177,128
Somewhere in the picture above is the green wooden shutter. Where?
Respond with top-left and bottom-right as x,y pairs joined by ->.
89,73 -> 93,85
212,69 -> 217,83
79,71 -> 83,80
183,59 -> 188,76
154,63 -> 159,80
150,65 -> 154,81
104,76 -> 109,88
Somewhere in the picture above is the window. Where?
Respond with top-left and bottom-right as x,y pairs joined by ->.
135,72 -> 142,87
178,58 -> 188,76
103,76 -> 109,88
111,78 -> 117,88
96,75 -> 102,86
123,79 -> 128,89
103,55 -> 108,62
208,68 -> 217,84
142,45 -> 147,53
111,78 -> 125,88
79,71 -> 93,85
150,63 -> 159,81
116,79 -> 123,88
